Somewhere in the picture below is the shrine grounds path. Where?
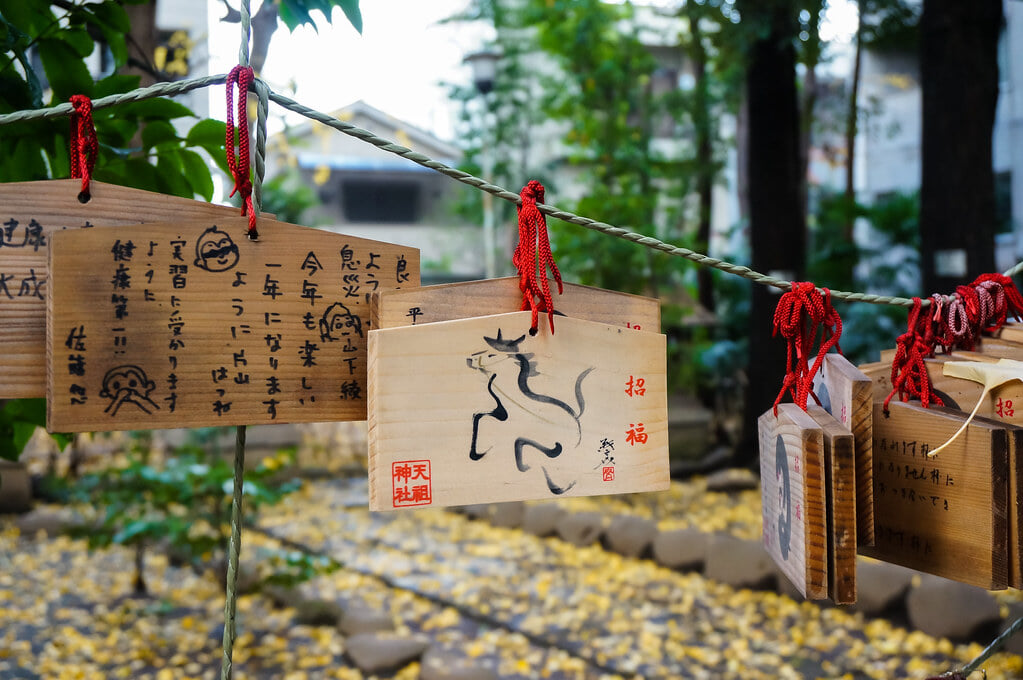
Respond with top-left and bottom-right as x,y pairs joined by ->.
3,475 -> 1023,679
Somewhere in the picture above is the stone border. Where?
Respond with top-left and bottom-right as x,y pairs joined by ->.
454,497 -> 1021,651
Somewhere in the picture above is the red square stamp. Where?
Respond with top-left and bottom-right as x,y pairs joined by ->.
392,459 -> 432,507
602,466 -> 615,482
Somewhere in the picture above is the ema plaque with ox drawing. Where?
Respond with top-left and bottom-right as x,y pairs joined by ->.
47,217 -> 419,431
367,310 -> 669,510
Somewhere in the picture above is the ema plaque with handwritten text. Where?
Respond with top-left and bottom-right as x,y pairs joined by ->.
47,218 -> 419,431
0,180 -> 272,399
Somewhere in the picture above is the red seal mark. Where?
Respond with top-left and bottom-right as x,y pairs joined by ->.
392,459 -> 432,507
602,466 -> 615,482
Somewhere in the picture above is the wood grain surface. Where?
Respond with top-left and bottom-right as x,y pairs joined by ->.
367,311 -> 669,510
759,404 -> 828,600
47,218 -> 419,431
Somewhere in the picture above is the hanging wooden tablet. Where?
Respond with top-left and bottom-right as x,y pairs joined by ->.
371,277 -> 660,331
806,405 -> 857,604
367,310 -> 668,510
812,354 -> 874,546
47,217 -> 419,432
0,180 -> 274,399
867,352 -> 1023,423
862,400 -> 1009,589
759,404 -> 828,600
996,320 -> 1023,345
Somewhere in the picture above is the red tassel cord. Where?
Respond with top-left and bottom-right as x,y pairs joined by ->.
885,272 -> 1023,412
514,180 -> 563,334
225,65 -> 258,239
69,95 -> 98,200
885,297 -> 943,412
772,282 -> 843,413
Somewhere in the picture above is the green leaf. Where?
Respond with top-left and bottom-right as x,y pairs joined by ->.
36,38 -> 94,101
186,118 -> 227,148
336,0 -> 363,34
89,1 -> 131,33
179,149 -> 215,202
156,153 -> 194,199
142,120 -> 181,150
116,97 -> 195,121
94,75 -> 142,99
278,2 -> 314,32
61,26 -> 95,58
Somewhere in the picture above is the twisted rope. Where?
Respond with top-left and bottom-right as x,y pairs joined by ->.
1,76 -> 1019,307
220,424 -> 247,680
221,4 -> 253,679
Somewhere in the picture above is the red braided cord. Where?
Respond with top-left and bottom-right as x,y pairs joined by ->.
514,180 -> 563,334
884,297 -> 943,412
772,282 -> 843,413
225,66 -> 257,239
68,95 -> 98,197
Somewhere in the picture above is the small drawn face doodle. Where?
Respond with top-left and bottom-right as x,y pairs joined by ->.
99,365 -> 159,416
194,226 -> 239,272
319,302 -> 363,342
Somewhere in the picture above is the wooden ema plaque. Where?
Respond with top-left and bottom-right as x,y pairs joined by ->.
862,401 -> 1009,589
759,404 -> 828,600
367,310 -> 669,510
0,180 -> 271,399
868,351 -> 1023,425
806,405 -> 857,604
813,354 -> 874,546
47,218 -> 419,431
372,277 -> 660,331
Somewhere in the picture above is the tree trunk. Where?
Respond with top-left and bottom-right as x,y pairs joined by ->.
844,3 -> 863,242
123,2 -> 160,87
737,1 -> 806,467
690,9 -> 716,314
919,0 -> 1001,294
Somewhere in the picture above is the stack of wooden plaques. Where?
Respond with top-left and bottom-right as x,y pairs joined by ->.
760,354 -> 871,604
857,326 -> 1023,590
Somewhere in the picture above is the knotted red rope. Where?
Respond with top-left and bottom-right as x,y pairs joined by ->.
772,282 -> 843,413
225,65 -> 257,239
513,180 -> 563,334
68,95 -> 98,201
883,273 -> 1023,412
885,297 -> 943,412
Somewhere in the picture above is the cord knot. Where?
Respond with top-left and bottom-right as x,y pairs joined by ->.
226,65 -> 258,238
68,94 -> 97,200
772,282 -> 842,414
514,180 -> 562,335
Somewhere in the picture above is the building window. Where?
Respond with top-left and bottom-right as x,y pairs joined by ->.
342,180 -> 420,223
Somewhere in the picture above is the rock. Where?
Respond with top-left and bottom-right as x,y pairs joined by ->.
652,528 -> 707,570
15,508 -> 76,536
522,503 -> 565,537
338,605 -> 395,636
603,515 -> 657,558
556,512 -> 605,547
704,468 -> 759,493
420,647 -> 499,680
0,461 -> 32,514
489,501 -> 525,528
293,598 -> 344,627
704,535 -> 776,590
906,575 -> 1000,641
263,584 -> 302,609
344,633 -> 429,674
849,559 -> 916,615
462,504 -> 492,520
